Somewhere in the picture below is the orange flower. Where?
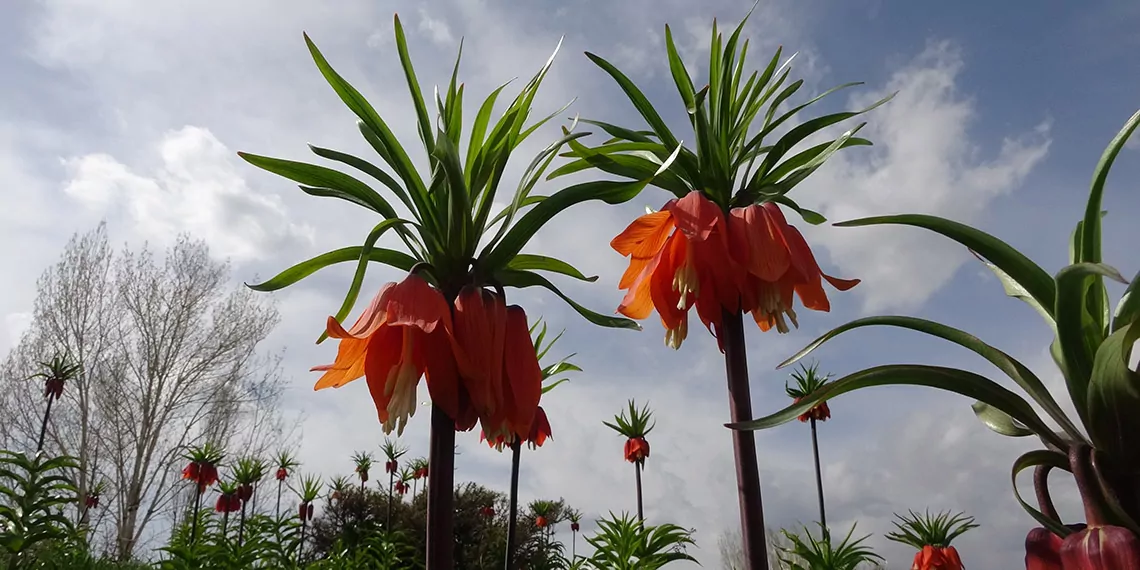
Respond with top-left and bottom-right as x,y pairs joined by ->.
624,437 -> 650,464
312,274 -> 452,435
612,193 -> 857,349
526,406 -> 552,449
314,277 -> 543,439
793,397 -> 831,423
535,515 -> 548,528
612,192 -> 741,349
910,545 -> 964,570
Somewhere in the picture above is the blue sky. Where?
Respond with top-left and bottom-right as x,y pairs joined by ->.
2,0 -> 1139,567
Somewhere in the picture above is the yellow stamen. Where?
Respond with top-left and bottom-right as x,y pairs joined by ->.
672,243 -> 700,310
664,319 -> 688,350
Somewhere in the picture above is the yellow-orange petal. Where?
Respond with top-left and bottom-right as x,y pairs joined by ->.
616,210 -> 675,289
611,209 -> 673,256
312,336 -> 370,390
384,274 -> 452,334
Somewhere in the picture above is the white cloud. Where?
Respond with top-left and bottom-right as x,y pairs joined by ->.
2,312 -> 33,351
798,40 -> 1051,313
62,126 -> 315,263
417,8 -> 455,46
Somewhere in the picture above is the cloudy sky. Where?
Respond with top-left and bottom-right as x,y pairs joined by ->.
3,0 -> 1139,567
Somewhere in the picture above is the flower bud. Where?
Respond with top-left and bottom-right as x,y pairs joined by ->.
1025,527 -> 1062,570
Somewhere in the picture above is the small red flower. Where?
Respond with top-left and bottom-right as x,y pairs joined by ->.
215,492 -> 241,513
275,467 -> 288,481
181,461 -> 218,493
414,466 -> 428,479
793,397 -> 831,423
624,437 -> 650,464
44,377 -> 65,401
525,406 -> 553,450
535,515 -> 548,528
298,501 -> 315,521
355,466 -> 369,483
479,505 -> 495,518
237,484 -> 254,503
395,480 -> 409,495
571,522 -> 580,532
385,460 -> 398,473
84,494 -> 100,509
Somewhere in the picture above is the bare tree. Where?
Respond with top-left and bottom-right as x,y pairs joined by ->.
0,225 -> 288,559
718,528 -> 793,570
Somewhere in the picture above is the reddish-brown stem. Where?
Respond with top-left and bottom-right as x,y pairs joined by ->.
426,405 -> 456,569
1070,443 -> 1108,527
810,417 -> 827,537
190,488 -> 203,546
721,308 -> 769,570
387,468 -> 395,534
505,438 -> 521,570
36,395 -> 55,454
1034,464 -> 1060,521
635,461 -> 645,522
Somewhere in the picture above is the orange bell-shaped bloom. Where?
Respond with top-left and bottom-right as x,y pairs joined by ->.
624,437 -> 651,464
525,406 -> 552,449
613,193 -> 857,350
911,545 -> 950,570
612,192 -> 741,349
730,202 -> 859,333
312,274 -> 452,435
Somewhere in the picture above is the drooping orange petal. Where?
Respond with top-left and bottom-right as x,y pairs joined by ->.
360,324 -> 405,424
823,273 -> 860,291
611,208 -> 673,256
451,287 -> 505,416
383,274 -> 452,334
728,204 -> 791,282
664,191 -> 721,241
422,326 -> 462,422
649,231 -> 687,330
617,244 -> 668,320
331,282 -> 397,339
502,305 -> 542,436
312,334 -> 370,389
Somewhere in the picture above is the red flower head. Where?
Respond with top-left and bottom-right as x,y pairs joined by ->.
85,494 -> 100,509
525,406 -> 553,450
275,467 -> 288,481
1026,527 -> 1063,570
479,505 -> 495,518
793,397 -> 831,423
355,465 -> 369,483
182,461 -> 219,493
535,515 -> 548,528
417,465 -> 429,479
480,430 -> 511,451
44,377 -> 65,401
215,492 -> 241,513
237,484 -> 254,503
298,501 -> 315,521
395,480 -> 409,495
624,437 -> 651,464
571,522 -> 580,532
385,460 -> 398,474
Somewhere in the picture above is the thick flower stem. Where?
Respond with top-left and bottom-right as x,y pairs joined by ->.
190,490 -> 203,546
810,417 -> 827,536
276,480 -> 282,520
721,308 -> 770,570
1034,464 -> 1060,521
426,405 -> 456,570
238,503 -> 247,546
635,462 -> 645,522
388,469 -> 395,534
36,396 -> 55,454
298,519 -> 307,566
505,439 -> 521,570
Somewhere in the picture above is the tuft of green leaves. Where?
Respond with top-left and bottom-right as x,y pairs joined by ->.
240,14 -> 676,339
778,523 -> 883,570
884,510 -> 978,549
0,451 -> 81,563
603,400 -> 655,439
554,5 -> 891,224
579,512 -> 697,570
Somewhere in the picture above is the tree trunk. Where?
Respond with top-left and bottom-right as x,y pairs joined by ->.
721,309 -> 769,570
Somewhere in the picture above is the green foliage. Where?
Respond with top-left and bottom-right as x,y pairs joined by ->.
0,451 -> 80,567
603,400 -> 655,439
734,108 -> 1140,537
785,362 -> 830,400
576,512 -> 697,570
884,510 -> 978,549
778,523 -> 882,570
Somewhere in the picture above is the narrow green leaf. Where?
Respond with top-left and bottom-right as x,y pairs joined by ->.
777,314 -> 1083,441
541,378 -> 570,394
1054,262 -> 1128,426
1079,109 -> 1140,265
317,218 -> 417,344
484,195 -> 546,231
835,214 -> 1057,319
729,364 -> 1063,449
307,144 -> 417,217
584,52 -> 680,151
466,80 -> 513,177
759,137 -> 872,186
494,269 -> 641,330
483,145 -> 680,272
663,24 -> 696,112
972,401 -> 1035,437
1086,321 -> 1140,467
237,153 -> 398,218
245,247 -> 418,292
507,254 -> 598,282
392,15 -> 436,156
1011,451 -> 1073,538
1113,270 -> 1140,333
971,250 -> 1055,331
765,195 -> 826,225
